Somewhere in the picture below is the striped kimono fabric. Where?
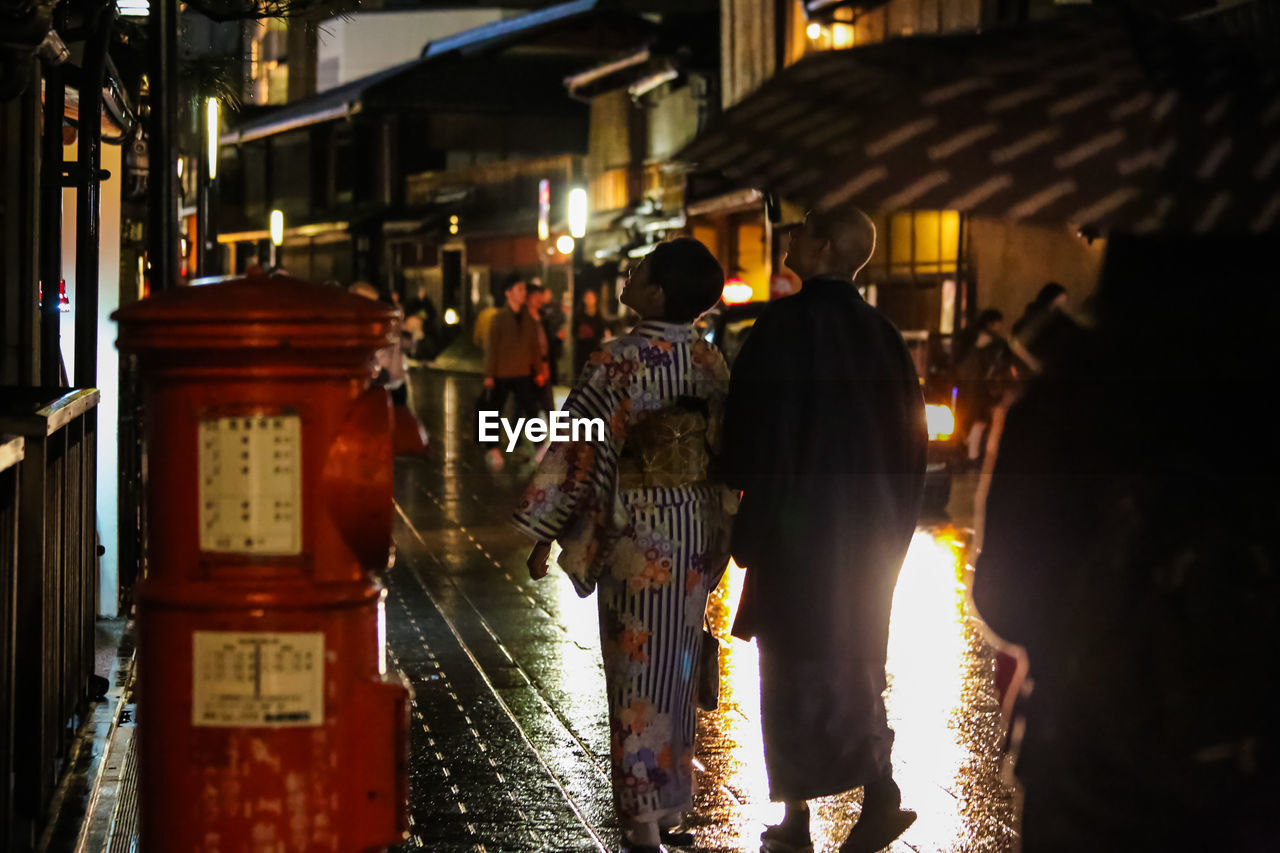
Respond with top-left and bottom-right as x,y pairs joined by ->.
512,320 -> 733,824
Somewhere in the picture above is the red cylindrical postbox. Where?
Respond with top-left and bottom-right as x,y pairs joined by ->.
115,276 -> 410,852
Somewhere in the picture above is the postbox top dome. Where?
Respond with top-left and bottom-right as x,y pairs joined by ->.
114,274 -> 398,353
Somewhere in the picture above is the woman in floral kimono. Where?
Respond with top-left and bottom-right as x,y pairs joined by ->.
512,238 -> 735,853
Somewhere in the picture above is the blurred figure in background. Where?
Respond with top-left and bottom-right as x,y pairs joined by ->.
483,278 -> 543,467
1010,282 -> 1081,376
405,282 -> 438,328
525,281 -> 554,418
974,234 -> 1280,853
404,283 -> 439,360
530,275 -> 566,385
954,308 -> 1013,466
348,281 -> 408,407
473,293 -> 498,349
574,288 -> 607,377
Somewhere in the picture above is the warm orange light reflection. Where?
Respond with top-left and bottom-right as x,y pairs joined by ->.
547,542 -> 611,709
442,376 -> 461,515
884,530 -> 970,844
697,528 -> 1013,851
535,521 -> 1010,850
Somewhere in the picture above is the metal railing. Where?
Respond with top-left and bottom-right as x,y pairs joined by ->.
1,433 -> 23,847
0,387 -> 100,850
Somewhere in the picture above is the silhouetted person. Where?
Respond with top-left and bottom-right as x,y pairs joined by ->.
974,234 -> 1280,853
1010,282 -> 1081,375
529,276 -> 565,384
723,208 -> 926,853
574,288 -> 607,376
525,281 -> 553,417
955,308 -> 1013,464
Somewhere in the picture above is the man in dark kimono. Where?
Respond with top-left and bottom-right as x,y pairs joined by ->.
723,208 -> 926,853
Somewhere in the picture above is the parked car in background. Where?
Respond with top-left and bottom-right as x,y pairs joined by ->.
699,303 -> 957,516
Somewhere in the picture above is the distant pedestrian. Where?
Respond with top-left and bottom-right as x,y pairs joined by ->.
525,281 -> 554,417
483,278 -> 542,467
531,276 -> 567,384
1010,282 -> 1080,375
954,308 -> 1012,465
349,281 -> 408,407
404,283 -> 439,360
472,294 -> 498,348
973,233 -> 1280,853
405,283 -> 438,328
722,208 -> 926,853
514,238 -> 734,853
574,288 -> 607,376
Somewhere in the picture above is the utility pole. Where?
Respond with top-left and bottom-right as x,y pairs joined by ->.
147,0 -> 179,293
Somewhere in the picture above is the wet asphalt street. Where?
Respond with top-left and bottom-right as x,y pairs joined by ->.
386,370 -> 1018,853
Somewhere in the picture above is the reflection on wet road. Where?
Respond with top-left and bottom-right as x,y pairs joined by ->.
389,372 -> 1017,852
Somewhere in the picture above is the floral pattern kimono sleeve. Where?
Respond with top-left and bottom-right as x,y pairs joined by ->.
511,348 -> 633,594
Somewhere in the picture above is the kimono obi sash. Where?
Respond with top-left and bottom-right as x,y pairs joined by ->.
617,405 -> 711,490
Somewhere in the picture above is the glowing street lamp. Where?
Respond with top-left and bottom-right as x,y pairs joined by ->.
270,210 -> 284,246
568,187 -> 588,239
268,209 -> 284,267
206,97 -> 220,180
556,235 -> 576,255
537,179 -> 550,241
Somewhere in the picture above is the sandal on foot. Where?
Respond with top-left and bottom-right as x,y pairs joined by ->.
838,807 -> 917,853
760,822 -> 814,853
660,825 -> 695,846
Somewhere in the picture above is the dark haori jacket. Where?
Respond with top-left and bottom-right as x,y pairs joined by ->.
722,276 -> 927,660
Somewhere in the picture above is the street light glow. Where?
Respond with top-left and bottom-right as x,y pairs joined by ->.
444,308 -> 460,325
568,188 -> 588,239
807,22 -> 823,39
925,404 -> 955,440
270,210 -> 284,246
206,98 -> 219,180
722,279 -> 754,304
556,235 -> 575,255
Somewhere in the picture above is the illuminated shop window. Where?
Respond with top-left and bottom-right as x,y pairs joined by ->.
887,210 -> 961,276
859,210 -> 967,334
734,220 -> 769,301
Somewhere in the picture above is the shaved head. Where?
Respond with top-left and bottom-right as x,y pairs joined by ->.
808,209 -> 876,275
785,207 -> 877,281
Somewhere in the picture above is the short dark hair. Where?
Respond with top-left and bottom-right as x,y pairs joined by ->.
647,238 -> 724,322
976,308 -> 1003,330
502,275 -> 525,293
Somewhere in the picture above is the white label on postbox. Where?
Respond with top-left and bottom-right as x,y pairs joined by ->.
199,415 -> 302,555
192,631 -> 325,727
